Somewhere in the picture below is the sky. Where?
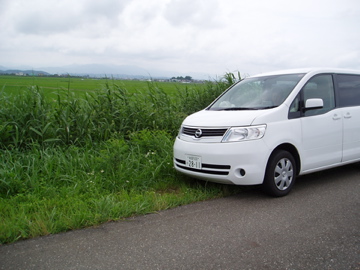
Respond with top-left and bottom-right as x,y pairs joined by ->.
1,0 -> 360,78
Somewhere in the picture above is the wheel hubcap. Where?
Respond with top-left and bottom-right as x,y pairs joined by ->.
274,158 -> 293,191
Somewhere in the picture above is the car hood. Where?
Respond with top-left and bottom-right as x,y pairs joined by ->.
182,109 -> 266,127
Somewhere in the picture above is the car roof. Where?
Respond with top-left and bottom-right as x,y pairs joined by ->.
250,68 -> 360,78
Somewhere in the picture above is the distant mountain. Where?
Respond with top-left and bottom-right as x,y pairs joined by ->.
0,64 -> 215,80
0,69 -> 50,75
40,64 -> 214,80
42,64 -> 152,79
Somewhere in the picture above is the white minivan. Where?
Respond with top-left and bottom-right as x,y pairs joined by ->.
173,68 -> 360,196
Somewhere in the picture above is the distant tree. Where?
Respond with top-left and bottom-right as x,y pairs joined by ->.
171,76 -> 193,81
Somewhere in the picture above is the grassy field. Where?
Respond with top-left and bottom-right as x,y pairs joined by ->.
0,75 -> 192,97
0,73 -> 243,244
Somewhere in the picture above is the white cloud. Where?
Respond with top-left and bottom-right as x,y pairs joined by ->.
7,0 -> 127,35
164,0 -> 222,28
1,0 -> 360,77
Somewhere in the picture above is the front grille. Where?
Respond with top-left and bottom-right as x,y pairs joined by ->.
182,127 -> 228,137
175,159 -> 231,175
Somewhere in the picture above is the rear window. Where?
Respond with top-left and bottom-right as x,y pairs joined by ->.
337,74 -> 360,107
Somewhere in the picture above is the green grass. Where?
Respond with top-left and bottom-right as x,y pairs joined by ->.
0,75 -> 195,98
1,134 -> 237,243
0,72 -> 243,244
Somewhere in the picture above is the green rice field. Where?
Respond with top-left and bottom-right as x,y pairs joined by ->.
0,75 -> 192,97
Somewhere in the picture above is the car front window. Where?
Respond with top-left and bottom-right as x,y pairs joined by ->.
208,73 -> 305,110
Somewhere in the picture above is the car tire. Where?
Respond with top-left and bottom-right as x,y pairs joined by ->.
262,150 -> 296,197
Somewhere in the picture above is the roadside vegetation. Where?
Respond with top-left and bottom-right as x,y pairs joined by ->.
0,73 -> 242,244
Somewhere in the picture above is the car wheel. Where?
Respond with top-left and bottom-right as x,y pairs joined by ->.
263,150 -> 296,197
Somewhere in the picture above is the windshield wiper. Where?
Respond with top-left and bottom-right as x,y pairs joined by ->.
220,107 -> 261,111
217,106 -> 278,111
256,106 -> 278,109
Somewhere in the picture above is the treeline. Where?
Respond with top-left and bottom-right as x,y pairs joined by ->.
170,76 -> 193,81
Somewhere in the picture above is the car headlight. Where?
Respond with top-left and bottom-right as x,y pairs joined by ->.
222,125 -> 266,142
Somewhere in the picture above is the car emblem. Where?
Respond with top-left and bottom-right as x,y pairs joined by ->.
194,129 -> 202,138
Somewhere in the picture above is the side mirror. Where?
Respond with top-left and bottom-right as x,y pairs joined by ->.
305,98 -> 323,110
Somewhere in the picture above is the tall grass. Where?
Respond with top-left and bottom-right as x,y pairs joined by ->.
0,73 -> 241,244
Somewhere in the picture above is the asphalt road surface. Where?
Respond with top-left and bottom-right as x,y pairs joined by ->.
1,164 -> 359,270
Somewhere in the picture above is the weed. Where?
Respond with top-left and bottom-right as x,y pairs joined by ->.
0,73 -> 242,244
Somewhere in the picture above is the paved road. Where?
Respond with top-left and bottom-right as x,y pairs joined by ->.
1,165 -> 359,270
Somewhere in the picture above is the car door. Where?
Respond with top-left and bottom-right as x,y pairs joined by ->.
299,74 -> 343,172
336,74 -> 360,162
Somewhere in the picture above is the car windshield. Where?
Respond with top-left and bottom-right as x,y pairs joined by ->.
208,73 -> 305,110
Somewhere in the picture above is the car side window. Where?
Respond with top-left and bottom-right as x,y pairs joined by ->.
336,74 -> 360,107
288,93 -> 301,119
303,75 -> 335,117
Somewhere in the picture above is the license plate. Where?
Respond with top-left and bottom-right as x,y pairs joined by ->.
185,155 -> 202,169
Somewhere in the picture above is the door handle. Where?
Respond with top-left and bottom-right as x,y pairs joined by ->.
333,114 -> 341,120
344,112 -> 352,119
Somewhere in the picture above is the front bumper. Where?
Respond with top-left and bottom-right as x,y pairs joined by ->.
173,137 -> 270,185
